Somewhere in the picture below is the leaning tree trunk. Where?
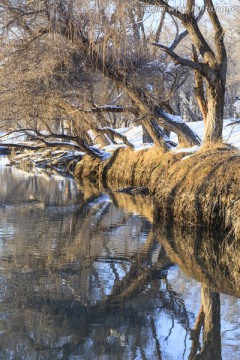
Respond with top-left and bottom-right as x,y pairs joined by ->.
97,127 -> 134,149
142,118 -> 176,152
142,124 -> 154,143
91,129 -> 112,147
120,84 -> 201,150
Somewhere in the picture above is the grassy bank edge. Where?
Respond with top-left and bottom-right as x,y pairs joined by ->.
74,146 -> 240,239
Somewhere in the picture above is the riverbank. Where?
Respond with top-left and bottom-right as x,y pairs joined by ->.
74,145 -> 240,239
7,148 -> 83,175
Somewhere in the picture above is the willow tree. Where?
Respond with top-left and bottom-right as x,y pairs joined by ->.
0,0 -> 203,154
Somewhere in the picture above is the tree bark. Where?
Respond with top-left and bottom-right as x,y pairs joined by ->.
203,84 -> 225,144
142,124 -> 154,143
97,127 -> 134,149
192,45 -> 208,124
142,118 -> 176,152
91,129 -> 112,147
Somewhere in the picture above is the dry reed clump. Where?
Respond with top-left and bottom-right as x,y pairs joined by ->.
154,148 -> 240,234
74,146 -> 185,190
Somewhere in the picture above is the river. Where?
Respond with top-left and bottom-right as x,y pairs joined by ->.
0,156 -> 239,359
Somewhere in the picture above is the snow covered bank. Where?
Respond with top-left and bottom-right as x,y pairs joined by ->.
100,119 -> 240,155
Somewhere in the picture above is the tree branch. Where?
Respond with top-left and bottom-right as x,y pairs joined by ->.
152,42 -> 205,73
0,142 -> 45,150
98,127 -> 135,149
161,6 -> 205,52
192,45 -> 208,123
81,105 -> 137,115
205,0 -> 227,66
186,0 -> 195,14
141,0 -> 214,63
140,0 -> 184,20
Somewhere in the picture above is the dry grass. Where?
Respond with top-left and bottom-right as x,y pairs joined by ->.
154,148 -> 240,235
74,146 -> 240,238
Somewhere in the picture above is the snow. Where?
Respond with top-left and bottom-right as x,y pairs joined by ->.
2,119 -> 240,161
173,145 -> 200,154
134,143 -> 154,152
161,111 -> 185,124
103,119 -> 240,154
118,119 -> 240,154
170,119 -> 240,150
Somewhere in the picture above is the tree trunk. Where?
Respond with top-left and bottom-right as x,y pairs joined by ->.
154,107 -> 201,147
122,85 -> 201,149
203,85 -> 225,145
142,118 -> 176,152
77,138 -> 110,160
142,124 -> 154,143
91,129 -> 112,147
97,127 -> 134,148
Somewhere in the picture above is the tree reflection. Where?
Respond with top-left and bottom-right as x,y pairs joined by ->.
154,218 -> 240,359
189,287 -> 221,360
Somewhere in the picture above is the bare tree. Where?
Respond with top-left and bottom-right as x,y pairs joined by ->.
142,0 -> 227,145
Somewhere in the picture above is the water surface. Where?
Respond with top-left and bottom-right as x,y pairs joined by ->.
0,157 -> 239,359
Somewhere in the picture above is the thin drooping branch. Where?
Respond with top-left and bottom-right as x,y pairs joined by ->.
166,70 -> 189,101
0,128 -> 110,160
79,104 -> 137,115
109,91 -> 125,105
154,0 -> 168,44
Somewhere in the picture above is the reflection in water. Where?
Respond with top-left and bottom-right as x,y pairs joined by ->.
154,220 -> 240,360
0,156 -> 240,359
